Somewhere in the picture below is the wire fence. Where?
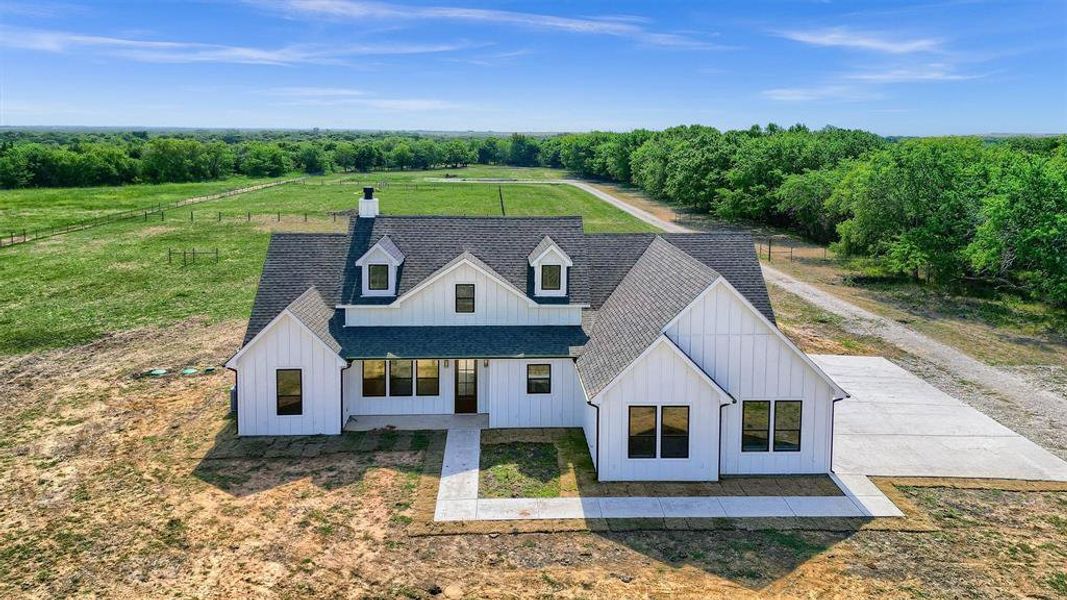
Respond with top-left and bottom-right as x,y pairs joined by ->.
168,248 -> 220,266
755,237 -> 834,263
0,178 -> 305,250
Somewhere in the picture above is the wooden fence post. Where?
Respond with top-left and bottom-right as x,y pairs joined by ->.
789,242 -> 793,261
767,238 -> 772,261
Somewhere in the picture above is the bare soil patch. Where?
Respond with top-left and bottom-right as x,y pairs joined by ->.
2,320 -> 1064,598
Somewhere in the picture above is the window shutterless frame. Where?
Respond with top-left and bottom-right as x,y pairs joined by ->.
389,360 -> 413,396
275,369 -> 303,416
627,406 -> 657,459
455,283 -> 475,313
415,360 -> 440,396
541,264 -> 561,291
773,400 -> 802,452
526,364 -> 551,394
362,360 -> 386,397
660,406 -> 689,459
367,264 -> 389,290
741,400 -> 771,452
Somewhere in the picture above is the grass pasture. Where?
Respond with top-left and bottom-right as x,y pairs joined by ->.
0,167 -> 652,355
0,175 -> 288,234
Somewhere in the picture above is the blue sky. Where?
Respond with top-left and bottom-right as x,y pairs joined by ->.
1,0 -> 1065,134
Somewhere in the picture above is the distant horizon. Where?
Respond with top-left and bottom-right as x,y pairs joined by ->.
2,1 -> 1064,135
2,125 -> 1065,139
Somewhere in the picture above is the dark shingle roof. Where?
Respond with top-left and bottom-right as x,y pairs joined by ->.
576,237 -> 721,398
332,325 -> 588,359
340,216 -> 589,306
286,287 -> 341,353
242,233 -> 350,344
585,232 -> 774,322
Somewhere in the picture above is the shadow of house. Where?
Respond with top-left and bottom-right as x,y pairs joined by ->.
192,418 -> 440,497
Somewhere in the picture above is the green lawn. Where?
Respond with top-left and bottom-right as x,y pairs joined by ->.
0,167 -> 656,355
0,176 -> 289,233
479,442 -> 562,498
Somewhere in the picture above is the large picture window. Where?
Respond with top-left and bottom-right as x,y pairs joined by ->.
362,360 -> 386,397
741,401 -> 771,452
368,264 -> 389,290
627,406 -> 657,459
389,360 -> 413,396
276,369 -> 303,416
526,364 -> 551,394
416,360 -> 440,396
773,401 -> 802,452
541,264 -> 561,291
660,406 -> 690,459
455,284 -> 475,313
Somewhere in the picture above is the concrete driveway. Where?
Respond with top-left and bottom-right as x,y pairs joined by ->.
816,355 -> 1067,482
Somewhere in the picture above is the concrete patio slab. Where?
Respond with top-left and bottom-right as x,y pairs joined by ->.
816,355 -> 1067,482
345,413 -> 489,431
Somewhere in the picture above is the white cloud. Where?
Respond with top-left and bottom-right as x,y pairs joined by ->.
845,64 -> 983,82
266,88 -> 462,111
0,25 -> 473,65
776,27 -> 941,54
252,0 -> 726,49
762,85 -> 881,102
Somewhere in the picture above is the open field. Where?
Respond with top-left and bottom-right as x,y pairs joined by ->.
0,317 -> 1064,598
0,168 -> 652,355
0,176 -> 290,233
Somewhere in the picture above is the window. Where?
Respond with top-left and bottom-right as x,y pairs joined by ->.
276,369 -> 302,416
368,264 -> 389,290
741,401 -> 771,452
774,401 -> 802,452
627,406 -> 657,459
362,360 -> 386,397
541,264 -> 561,291
455,284 -> 475,313
526,364 -> 551,394
660,406 -> 690,458
389,360 -> 413,396
416,360 -> 440,396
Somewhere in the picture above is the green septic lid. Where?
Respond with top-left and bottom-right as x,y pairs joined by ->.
181,368 -> 199,376
148,369 -> 168,377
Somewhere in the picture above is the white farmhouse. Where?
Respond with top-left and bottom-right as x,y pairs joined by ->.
226,187 -> 848,481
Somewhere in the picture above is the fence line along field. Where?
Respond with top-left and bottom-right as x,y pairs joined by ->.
0,168 -> 654,355
0,175 -> 302,234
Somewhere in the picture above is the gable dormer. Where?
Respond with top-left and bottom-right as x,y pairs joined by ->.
528,235 -> 573,298
355,235 -> 404,297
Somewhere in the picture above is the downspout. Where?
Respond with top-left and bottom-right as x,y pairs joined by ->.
339,359 -> 352,433
828,392 -> 849,474
225,366 -> 238,436
717,397 -> 736,480
585,399 -> 600,476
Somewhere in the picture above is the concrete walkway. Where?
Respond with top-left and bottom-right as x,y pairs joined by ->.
818,355 -> 1067,481
433,426 -> 901,522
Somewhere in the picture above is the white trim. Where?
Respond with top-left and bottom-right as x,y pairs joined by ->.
529,244 -> 574,267
225,310 -> 347,369
661,278 -> 849,398
354,243 -> 403,267
589,335 -> 732,406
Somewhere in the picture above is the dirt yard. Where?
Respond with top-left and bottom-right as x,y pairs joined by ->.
1,318 -> 1065,598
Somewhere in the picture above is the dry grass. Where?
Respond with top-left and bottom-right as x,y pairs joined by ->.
2,320 -> 1065,598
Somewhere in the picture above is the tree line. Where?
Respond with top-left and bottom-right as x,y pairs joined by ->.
1,126 -> 1063,305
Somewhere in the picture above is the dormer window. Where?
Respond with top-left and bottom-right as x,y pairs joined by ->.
541,265 -> 561,291
368,264 -> 389,291
528,235 -> 572,298
355,235 -> 404,297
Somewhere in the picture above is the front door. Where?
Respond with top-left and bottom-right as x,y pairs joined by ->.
454,359 -> 477,414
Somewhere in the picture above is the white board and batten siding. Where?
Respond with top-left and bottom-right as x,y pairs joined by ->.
343,358 -> 585,428
482,359 -> 584,428
665,282 -> 834,475
344,359 -> 458,416
344,262 -> 582,326
231,313 -> 346,436
595,339 -> 722,482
